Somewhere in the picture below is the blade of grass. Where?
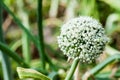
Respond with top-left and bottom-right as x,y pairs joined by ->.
82,54 -> 120,80
10,39 -> 21,51
37,0 -> 46,69
90,54 -> 120,75
1,1 -> 38,51
0,42 -> 29,68
1,0 -> 56,71
16,0 -> 31,64
105,45 -> 120,55
37,0 -> 58,71
96,69 -> 120,79
105,13 -> 120,35
0,1 -> 13,80
37,0 -> 58,70
1,0 -> 42,66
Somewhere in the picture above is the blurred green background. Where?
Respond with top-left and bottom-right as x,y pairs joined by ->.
0,0 -> 120,80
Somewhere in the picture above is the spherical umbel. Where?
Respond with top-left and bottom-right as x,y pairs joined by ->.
57,16 -> 109,63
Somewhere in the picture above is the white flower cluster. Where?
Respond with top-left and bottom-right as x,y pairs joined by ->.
57,16 -> 109,63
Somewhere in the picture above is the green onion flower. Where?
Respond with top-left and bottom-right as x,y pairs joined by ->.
57,16 -> 109,63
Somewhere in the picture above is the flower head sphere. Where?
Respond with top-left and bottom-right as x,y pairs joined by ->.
57,16 -> 109,63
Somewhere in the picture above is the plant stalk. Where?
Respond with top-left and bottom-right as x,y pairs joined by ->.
65,58 -> 79,80
37,0 -> 46,69
74,62 -> 80,80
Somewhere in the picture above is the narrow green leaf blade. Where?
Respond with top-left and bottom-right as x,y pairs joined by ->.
17,67 -> 51,80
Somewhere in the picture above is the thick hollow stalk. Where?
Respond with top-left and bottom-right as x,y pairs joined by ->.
74,62 -> 80,80
65,58 -> 79,80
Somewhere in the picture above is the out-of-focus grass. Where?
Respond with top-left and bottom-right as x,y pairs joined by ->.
0,0 -> 120,80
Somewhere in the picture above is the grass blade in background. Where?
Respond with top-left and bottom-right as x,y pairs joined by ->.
65,0 -> 77,21
105,45 -> 120,55
79,0 -> 99,19
1,0 -> 55,71
100,0 -> 120,12
1,1 -> 38,51
0,1 -> 13,80
82,54 -> 120,80
37,0 -> 57,71
0,42 -> 29,67
37,0 -> 46,69
16,0 -> 31,64
10,39 -> 21,51
49,0 -> 59,18
105,13 -> 120,35
1,0 -> 42,66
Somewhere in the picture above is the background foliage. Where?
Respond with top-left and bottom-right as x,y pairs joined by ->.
0,0 -> 120,80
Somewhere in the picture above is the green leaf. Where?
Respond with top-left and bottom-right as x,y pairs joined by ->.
17,67 -> 51,80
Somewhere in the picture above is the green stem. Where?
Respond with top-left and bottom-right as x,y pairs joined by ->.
0,42 -> 29,68
65,58 -> 79,80
37,0 -> 46,69
37,0 -> 57,71
0,1 -> 13,80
